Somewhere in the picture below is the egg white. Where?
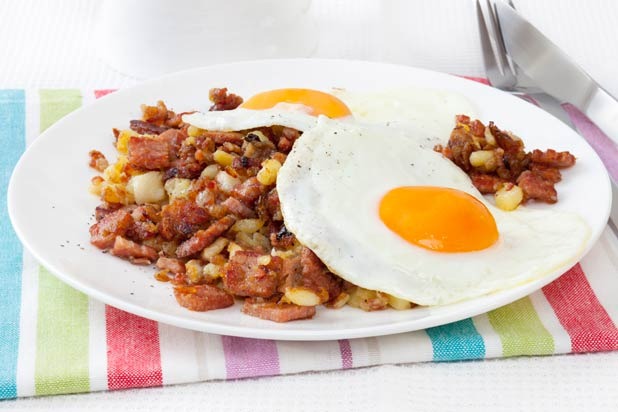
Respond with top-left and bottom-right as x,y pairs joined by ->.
183,107 -> 318,132
277,117 -> 591,306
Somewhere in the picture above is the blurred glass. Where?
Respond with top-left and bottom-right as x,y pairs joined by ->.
94,0 -> 316,78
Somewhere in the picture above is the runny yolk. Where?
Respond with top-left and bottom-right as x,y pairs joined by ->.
379,186 -> 499,253
240,88 -> 352,118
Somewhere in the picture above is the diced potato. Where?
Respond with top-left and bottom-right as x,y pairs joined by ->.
126,171 -> 166,204
385,294 -> 413,310
187,125 -> 204,138
185,259 -> 204,284
284,287 -> 321,307
257,255 -> 271,266
231,219 -> 264,234
103,156 -> 129,184
256,158 -> 282,186
116,129 -> 138,154
346,287 -> 376,309
164,177 -> 192,200
213,149 -> 235,167
484,126 -> 496,146
235,232 -> 270,252
227,241 -> 243,258
495,183 -> 524,211
202,263 -> 223,282
470,150 -> 491,168
215,170 -> 240,194
200,237 -> 229,261
200,164 -> 219,179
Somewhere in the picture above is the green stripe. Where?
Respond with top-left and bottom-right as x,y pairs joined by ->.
35,268 -> 90,395
35,89 -> 89,396
39,89 -> 82,132
487,297 -> 554,357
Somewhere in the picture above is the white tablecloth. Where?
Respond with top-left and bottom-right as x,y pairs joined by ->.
1,0 -> 617,410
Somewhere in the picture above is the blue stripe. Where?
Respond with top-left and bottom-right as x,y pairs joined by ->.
426,318 -> 485,361
0,90 -> 26,399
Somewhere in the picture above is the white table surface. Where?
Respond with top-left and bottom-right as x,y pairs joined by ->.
1,0 -> 617,410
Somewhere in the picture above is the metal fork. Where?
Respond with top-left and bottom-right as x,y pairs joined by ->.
476,0 -> 575,128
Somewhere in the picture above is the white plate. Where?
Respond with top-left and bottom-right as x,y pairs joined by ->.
8,59 -> 611,340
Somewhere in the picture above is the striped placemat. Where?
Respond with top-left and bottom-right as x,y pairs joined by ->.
1,87 -> 617,400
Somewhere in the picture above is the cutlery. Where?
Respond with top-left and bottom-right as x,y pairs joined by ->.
494,1 -> 618,144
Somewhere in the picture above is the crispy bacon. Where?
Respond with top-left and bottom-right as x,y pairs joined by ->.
221,196 -> 256,218
241,298 -> 316,322
110,236 -> 158,263
470,173 -> 507,194
160,199 -> 210,240
156,257 -> 186,274
231,176 -> 265,205
88,150 -> 109,172
223,251 -> 282,298
174,284 -> 234,311
175,215 -> 236,258
517,170 -> 558,203
201,131 -> 245,146
208,88 -> 243,111
529,149 -> 576,168
129,120 -> 170,135
530,163 -> 562,183
128,135 -> 171,169
90,208 -> 133,249
447,125 -> 476,171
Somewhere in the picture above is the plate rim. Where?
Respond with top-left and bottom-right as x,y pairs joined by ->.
7,58 -> 613,341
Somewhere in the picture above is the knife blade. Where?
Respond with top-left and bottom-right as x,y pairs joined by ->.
494,1 -> 618,144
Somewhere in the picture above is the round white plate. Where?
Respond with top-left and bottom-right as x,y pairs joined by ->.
8,59 -> 611,340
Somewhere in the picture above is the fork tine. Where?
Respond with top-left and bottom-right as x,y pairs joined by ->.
476,0 -> 499,76
490,0 -> 518,77
484,0 -> 514,78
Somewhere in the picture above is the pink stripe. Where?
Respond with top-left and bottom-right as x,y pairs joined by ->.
563,103 -> 618,181
94,89 -> 117,99
338,340 -> 353,369
543,264 -> 618,353
221,336 -> 280,379
105,306 -> 163,390
458,75 -> 491,85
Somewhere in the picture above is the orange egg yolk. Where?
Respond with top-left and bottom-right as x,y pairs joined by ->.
379,186 -> 499,253
240,88 -> 352,118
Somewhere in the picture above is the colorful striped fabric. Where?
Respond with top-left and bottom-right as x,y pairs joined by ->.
0,87 -> 617,400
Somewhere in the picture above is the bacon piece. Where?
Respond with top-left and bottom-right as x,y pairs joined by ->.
256,188 -> 281,222
175,215 -> 236,258
90,208 -> 133,249
223,251 -> 282,298
221,196 -> 256,218
110,236 -> 158,263
174,284 -> 235,311
470,119 -> 485,137
94,203 -> 121,222
232,155 -> 262,170
530,163 -> 562,183
88,150 -> 109,172
156,257 -> 186,274
208,88 -> 243,111
231,177 -> 265,205
128,135 -> 171,169
128,204 -> 160,241
299,247 -> 342,303
447,125 -> 476,171
517,170 -> 558,203
242,298 -> 316,322
529,149 -> 576,168
129,120 -> 170,135
158,128 -> 187,157
200,131 -> 244,146
160,199 -> 210,240
488,122 -> 524,154
470,173 -> 507,194
269,225 -> 295,249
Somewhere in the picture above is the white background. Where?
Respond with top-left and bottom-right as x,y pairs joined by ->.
1,0 -> 617,410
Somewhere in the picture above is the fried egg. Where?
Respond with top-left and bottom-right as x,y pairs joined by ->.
183,88 -> 351,132
276,118 -> 590,306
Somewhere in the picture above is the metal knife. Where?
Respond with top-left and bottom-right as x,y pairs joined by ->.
494,1 -> 618,145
